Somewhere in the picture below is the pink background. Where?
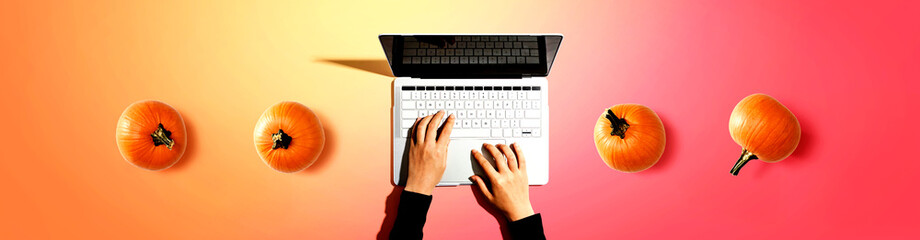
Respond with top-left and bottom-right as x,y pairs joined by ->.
2,0 -> 919,239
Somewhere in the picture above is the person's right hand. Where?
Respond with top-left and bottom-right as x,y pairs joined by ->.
470,143 -> 536,221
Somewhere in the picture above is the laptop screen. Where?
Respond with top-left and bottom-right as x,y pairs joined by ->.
380,34 -> 563,78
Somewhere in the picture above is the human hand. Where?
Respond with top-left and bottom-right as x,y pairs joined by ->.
470,143 -> 535,221
404,110 -> 455,195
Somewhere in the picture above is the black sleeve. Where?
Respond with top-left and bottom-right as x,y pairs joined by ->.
389,190 -> 433,240
509,213 -> 546,240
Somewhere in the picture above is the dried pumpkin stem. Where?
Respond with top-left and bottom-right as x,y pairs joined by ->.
605,109 -> 630,139
272,129 -> 292,149
150,123 -> 174,150
730,149 -> 758,176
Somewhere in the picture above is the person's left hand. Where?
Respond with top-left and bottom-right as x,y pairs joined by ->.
404,110 -> 455,195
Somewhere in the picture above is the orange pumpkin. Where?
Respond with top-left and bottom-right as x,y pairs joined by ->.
594,104 -> 667,172
253,101 -> 325,173
115,100 -> 187,171
728,93 -> 801,175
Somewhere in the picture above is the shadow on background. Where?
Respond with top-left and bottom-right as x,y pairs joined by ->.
377,187 -> 403,240
316,59 -> 393,77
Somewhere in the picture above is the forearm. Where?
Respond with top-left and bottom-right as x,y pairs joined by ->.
389,189 -> 433,240
508,213 -> 546,240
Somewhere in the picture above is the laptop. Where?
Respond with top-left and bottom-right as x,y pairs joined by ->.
380,34 -> 563,186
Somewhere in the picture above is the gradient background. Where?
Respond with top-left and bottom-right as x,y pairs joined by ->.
2,0 -> 919,239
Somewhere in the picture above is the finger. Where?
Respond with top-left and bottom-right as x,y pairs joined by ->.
512,143 -> 526,171
416,115 -> 433,143
409,117 -> 421,144
499,143 -> 518,171
437,114 -> 455,146
472,149 -> 499,178
470,175 -> 493,201
426,110 -> 445,143
484,144 -> 510,173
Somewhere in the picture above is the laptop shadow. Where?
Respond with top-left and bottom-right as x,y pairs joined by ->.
316,59 -> 394,77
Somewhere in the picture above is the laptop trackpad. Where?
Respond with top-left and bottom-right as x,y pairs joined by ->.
442,139 -> 505,184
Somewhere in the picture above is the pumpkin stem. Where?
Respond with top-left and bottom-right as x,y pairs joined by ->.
271,129 -> 292,149
605,109 -> 630,139
150,123 -> 175,150
730,149 -> 758,176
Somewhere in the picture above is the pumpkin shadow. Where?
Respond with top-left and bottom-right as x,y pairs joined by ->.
316,59 -> 394,77
168,111 -> 197,172
376,186 -> 402,240
302,112 -> 336,173
638,113 -> 677,174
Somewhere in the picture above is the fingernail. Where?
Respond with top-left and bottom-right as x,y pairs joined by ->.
468,176 -> 474,181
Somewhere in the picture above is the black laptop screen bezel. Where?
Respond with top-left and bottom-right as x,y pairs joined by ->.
384,35 -> 549,78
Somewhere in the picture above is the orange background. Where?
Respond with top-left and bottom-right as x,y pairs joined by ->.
3,0 -> 920,239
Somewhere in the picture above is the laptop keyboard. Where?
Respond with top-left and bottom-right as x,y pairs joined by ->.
401,36 -> 541,65
399,85 -> 542,138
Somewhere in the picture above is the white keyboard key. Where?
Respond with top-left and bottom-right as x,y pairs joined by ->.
467,110 -> 476,118
402,119 -> 416,129
491,119 -> 500,127
462,119 -> 471,128
452,129 -> 491,138
481,119 -> 491,128
501,119 -> 510,128
509,92 -> 517,100
465,101 -> 474,109
476,110 -> 486,118
480,92 -> 488,99
513,100 -> 522,109
518,92 -> 527,99
527,91 -> 540,99
493,101 -> 502,109
484,100 -> 493,109
431,91 -> 440,99
523,101 -> 531,109
441,92 -> 449,99
472,119 -> 481,128
416,101 -> 425,109
446,101 -> 454,109
486,110 -> 495,118
515,110 -> 524,118
497,111 -> 505,118
503,129 -> 512,137
521,119 -> 540,128
421,92 -> 430,99
522,128 -> 532,137
426,101 -> 435,109
403,101 -> 416,109
513,128 -> 522,137
436,101 -> 444,109
402,92 -> 412,100
460,92 -> 469,99
499,92 -> 508,99
412,92 -> 421,99
458,111 -> 467,118
456,101 -> 464,109
489,92 -> 498,99
511,119 -> 520,127
525,110 -> 540,118
491,129 -> 503,137
503,101 -> 512,109
532,128 -> 541,137
402,110 -> 418,119
505,110 -> 515,118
